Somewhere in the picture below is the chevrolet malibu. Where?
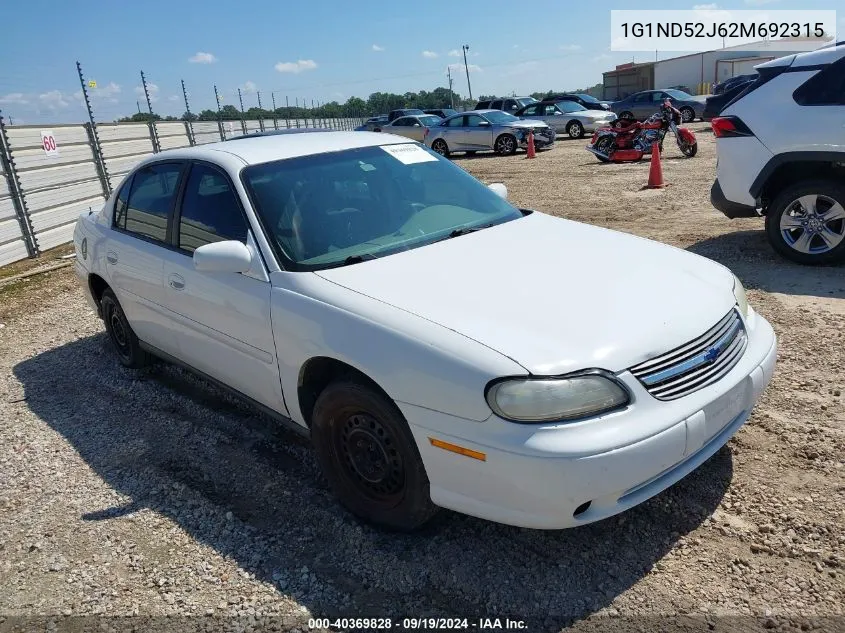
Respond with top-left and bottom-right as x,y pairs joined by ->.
73,132 -> 777,531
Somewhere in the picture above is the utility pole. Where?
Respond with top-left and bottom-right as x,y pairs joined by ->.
446,66 -> 454,109
462,44 -> 473,101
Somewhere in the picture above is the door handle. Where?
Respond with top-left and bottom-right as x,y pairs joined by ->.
106,251 -> 118,264
168,274 -> 185,290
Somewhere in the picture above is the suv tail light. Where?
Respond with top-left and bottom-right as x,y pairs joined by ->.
711,116 -> 754,138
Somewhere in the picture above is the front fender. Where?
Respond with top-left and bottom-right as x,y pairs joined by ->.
678,127 -> 697,145
269,271 -> 526,425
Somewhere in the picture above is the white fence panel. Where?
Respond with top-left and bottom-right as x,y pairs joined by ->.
156,122 -> 191,150
0,163 -> 29,267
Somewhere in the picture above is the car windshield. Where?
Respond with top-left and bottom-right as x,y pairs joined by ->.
483,111 -> 520,124
574,93 -> 599,103
242,144 -> 523,270
419,115 -> 443,126
665,89 -> 693,100
557,101 -> 587,112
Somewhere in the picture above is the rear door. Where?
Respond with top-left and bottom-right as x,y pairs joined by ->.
439,115 -> 467,148
158,161 -> 285,412
108,161 -> 185,354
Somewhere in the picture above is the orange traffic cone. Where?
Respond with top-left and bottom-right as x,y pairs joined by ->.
526,130 -> 536,159
646,142 -> 666,188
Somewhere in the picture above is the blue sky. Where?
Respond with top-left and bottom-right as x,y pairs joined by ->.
0,0 -> 840,124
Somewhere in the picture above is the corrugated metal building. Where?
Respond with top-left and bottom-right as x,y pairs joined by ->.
603,38 -> 828,98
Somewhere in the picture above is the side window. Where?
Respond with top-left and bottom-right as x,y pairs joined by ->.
632,93 -> 649,103
491,100 -> 502,110
178,164 -> 249,253
445,116 -> 465,127
794,60 -> 845,105
504,100 -> 518,112
543,104 -> 559,115
465,115 -> 486,127
120,162 -> 183,243
521,105 -> 539,116
113,176 -> 132,230
655,92 -> 669,102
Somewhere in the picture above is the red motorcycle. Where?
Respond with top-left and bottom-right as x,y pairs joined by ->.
586,99 -> 697,163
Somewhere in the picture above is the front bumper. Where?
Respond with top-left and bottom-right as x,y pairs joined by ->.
402,309 -> 776,529
517,129 -> 555,149
711,178 -> 760,219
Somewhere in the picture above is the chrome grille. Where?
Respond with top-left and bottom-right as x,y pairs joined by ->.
629,310 -> 747,401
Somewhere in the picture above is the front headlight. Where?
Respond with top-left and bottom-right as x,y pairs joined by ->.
486,373 -> 630,423
733,275 -> 749,318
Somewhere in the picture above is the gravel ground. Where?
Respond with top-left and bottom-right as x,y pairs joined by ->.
0,126 -> 843,633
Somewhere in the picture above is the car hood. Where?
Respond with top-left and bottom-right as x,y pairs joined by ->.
314,212 -> 736,375
511,119 -> 550,129
574,109 -> 616,120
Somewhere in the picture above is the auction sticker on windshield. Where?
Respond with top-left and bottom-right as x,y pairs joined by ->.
381,143 -> 438,164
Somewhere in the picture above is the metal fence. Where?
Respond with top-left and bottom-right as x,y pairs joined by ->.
0,109 -> 365,267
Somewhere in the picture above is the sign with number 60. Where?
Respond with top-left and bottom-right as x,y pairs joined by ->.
40,130 -> 59,158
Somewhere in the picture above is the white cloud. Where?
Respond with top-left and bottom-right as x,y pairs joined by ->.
0,92 -> 29,105
448,49 -> 460,57
39,90 -> 70,109
240,80 -> 257,94
168,95 -> 180,102
447,63 -> 482,73
422,50 -> 438,58
134,83 -> 159,103
693,3 -> 719,8
274,59 -> 318,73
559,44 -> 582,51
372,44 -> 385,52
189,51 -> 217,64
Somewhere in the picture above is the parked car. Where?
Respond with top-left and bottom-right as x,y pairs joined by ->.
703,78 -> 755,121
355,115 -> 389,131
515,100 -> 617,139
711,41 -> 845,265
712,74 -> 757,96
374,114 -> 444,142
473,97 -> 538,114
72,130 -> 776,531
388,108 -> 425,122
425,110 -> 555,156
611,89 -> 705,122
540,93 -> 612,111
424,108 -> 458,119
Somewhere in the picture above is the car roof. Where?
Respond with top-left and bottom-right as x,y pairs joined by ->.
136,131 -> 412,168
227,128 -> 333,140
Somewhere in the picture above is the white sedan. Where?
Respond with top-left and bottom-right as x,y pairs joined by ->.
72,132 -> 777,530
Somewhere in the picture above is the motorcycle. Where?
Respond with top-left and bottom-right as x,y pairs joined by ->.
586,99 -> 698,163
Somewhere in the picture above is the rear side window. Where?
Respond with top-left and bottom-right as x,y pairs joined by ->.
793,59 -> 845,105
112,177 -> 132,229
119,163 -> 183,243
178,164 -> 249,252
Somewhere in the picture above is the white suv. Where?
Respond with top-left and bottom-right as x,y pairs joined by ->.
711,41 -> 845,265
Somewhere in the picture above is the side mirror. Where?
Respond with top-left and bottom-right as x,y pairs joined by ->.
488,182 -> 508,200
478,120 -> 491,127
193,240 -> 253,273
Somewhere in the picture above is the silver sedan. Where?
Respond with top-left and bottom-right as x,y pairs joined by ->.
424,110 -> 555,157
515,101 -> 617,138
374,114 -> 444,142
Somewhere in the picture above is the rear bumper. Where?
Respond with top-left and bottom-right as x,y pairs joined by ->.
711,179 -> 759,219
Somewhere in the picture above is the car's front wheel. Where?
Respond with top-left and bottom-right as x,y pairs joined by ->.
311,381 -> 439,531
100,288 -> 152,368
494,134 -> 517,156
765,180 -> 845,265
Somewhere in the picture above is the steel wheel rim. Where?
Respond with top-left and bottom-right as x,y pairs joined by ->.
106,303 -> 131,360
338,412 -> 404,503
780,194 -> 845,254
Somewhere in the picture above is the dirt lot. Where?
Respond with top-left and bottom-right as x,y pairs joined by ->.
0,126 -> 843,633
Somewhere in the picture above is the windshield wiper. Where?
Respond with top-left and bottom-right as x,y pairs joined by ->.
343,253 -> 379,266
438,222 -> 497,242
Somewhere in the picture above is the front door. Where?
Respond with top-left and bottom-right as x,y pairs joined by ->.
461,114 -> 494,149
159,161 -> 285,413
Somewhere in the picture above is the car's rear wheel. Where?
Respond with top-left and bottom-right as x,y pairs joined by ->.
100,289 -> 152,369
765,181 -> 845,265
311,381 -> 439,531
494,134 -> 517,156
619,111 -> 634,121
431,139 -> 450,158
566,121 -> 584,139
680,106 -> 695,123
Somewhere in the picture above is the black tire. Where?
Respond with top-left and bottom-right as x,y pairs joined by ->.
764,180 -> 845,266
566,120 -> 584,139
680,141 -> 698,157
373,128 -> 382,133
680,107 -> 695,123
431,139 -> 450,158
619,111 -> 634,121
494,133 -> 517,156
593,136 -> 614,163
311,381 -> 439,531
100,288 -> 152,369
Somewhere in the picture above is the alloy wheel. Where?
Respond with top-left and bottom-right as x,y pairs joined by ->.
779,194 -> 845,255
